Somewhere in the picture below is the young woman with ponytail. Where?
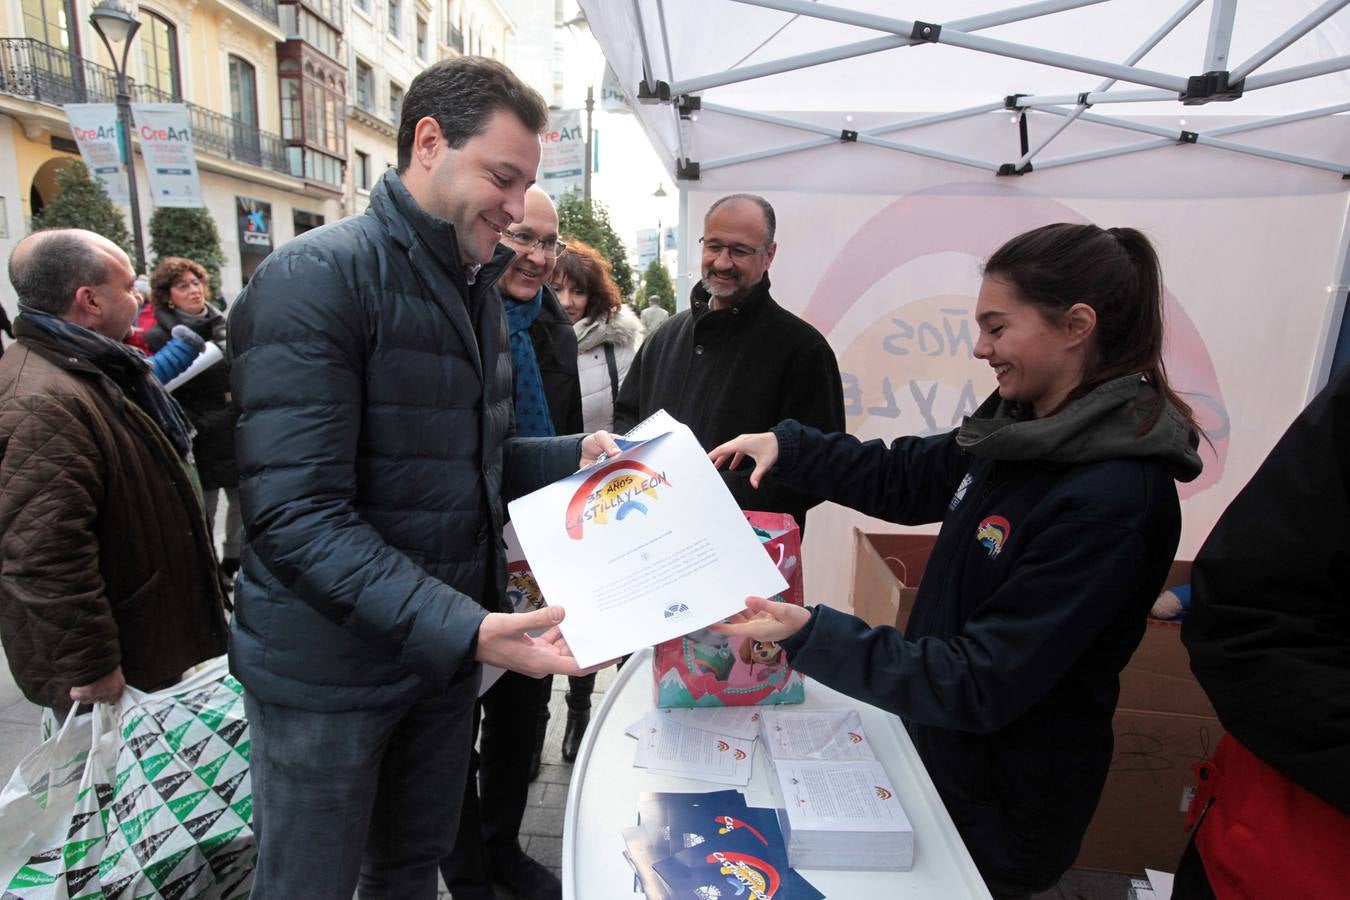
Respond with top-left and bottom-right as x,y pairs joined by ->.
709,223 -> 1204,899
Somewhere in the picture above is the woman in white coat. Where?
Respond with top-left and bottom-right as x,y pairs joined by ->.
550,238 -> 644,761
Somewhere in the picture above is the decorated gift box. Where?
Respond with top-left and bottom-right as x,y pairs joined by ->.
654,511 -> 806,708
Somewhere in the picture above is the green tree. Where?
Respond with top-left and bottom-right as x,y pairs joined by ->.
149,206 -> 227,305
31,160 -> 133,259
556,192 -> 635,297
638,259 -> 676,315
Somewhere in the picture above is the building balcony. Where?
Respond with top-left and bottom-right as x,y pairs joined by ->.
233,0 -> 281,24
0,36 -> 291,179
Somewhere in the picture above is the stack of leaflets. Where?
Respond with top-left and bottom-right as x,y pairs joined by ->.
625,707 -> 762,787
622,790 -> 825,899
758,708 -> 915,870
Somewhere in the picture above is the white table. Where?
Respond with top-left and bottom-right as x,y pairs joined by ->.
562,648 -> 993,899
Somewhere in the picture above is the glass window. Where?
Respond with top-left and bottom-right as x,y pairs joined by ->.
389,82 -> 404,125
355,150 -> 370,190
388,0 -> 402,38
140,11 -> 180,99
21,0 -> 73,49
356,61 -> 374,111
416,16 -> 428,59
280,76 -> 302,140
229,56 -> 258,129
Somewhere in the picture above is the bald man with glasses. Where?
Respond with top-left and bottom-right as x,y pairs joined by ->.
614,192 -> 845,532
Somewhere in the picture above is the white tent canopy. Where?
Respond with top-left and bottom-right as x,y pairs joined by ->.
584,0 -> 1350,186
579,0 -> 1350,605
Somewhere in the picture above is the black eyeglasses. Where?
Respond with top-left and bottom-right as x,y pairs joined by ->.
699,238 -> 768,260
503,229 -> 568,259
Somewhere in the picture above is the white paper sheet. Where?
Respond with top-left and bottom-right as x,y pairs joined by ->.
632,713 -> 755,786
1146,869 -> 1175,900
774,760 -> 911,832
760,708 -> 876,761
507,411 -> 787,668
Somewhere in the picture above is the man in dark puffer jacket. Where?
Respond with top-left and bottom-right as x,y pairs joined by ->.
228,58 -> 614,899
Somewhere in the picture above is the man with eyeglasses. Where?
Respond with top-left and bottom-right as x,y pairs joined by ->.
227,58 -> 615,898
440,184 -> 579,900
615,193 -> 845,531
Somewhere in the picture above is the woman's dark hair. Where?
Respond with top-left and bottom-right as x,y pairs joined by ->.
149,256 -> 209,309
552,238 -> 621,322
982,222 -> 1198,435
397,56 -> 549,172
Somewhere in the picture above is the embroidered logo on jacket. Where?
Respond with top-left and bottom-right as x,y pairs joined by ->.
975,515 -> 1011,558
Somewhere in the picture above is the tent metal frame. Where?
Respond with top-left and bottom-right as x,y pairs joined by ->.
618,0 -> 1350,181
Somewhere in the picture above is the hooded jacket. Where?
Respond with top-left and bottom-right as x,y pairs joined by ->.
228,170 -> 581,712
574,304 -> 643,433
771,375 -> 1202,896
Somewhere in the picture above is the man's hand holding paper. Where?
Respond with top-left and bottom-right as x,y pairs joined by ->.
508,411 -> 788,668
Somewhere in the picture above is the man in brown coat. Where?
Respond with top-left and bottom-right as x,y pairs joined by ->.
0,229 -> 227,712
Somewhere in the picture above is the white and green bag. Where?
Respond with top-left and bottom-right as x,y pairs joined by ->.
0,656 -> 255,899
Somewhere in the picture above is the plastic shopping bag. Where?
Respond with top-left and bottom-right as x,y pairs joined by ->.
0,656 -> 255,898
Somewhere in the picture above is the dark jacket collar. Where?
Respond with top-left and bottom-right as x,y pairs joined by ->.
13,316 -> 104,378
368,169 -> 516,292
689,273 -> 774,321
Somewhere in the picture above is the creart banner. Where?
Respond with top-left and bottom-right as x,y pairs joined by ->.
538,108 -> 586,201
63,103 -> 130,205
130,103 -> 203,208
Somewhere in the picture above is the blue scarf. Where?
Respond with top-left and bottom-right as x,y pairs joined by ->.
504,288 -> 556,438
18,305 -> 196,461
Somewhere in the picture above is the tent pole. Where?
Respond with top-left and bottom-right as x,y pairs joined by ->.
701,138 -> 838,172
727,0 -> 1110,35
1207,101 -> 1350,137
868,103 -> 1006,136
676,184 -> 690,312
669,0 -> 1113,96
1229,0 -> 1350,82
1016,89 -> 1178,106
1202,0 -> 1239,72
938,29 -> 1188,91
857,134 -> 1000,172
670,36 -> 911,96
1244,53 -> 1350,90
1038,105 -> 1349,175
630,0 -> 657,94
1015,0 -> 1205,168
1033,139 -> 1176,171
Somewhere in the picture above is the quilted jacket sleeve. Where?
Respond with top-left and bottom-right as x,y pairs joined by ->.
0,394 -> 120,696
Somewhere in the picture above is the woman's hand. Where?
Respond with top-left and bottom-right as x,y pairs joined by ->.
708,431 -> 780,489
710,596 -> 810,644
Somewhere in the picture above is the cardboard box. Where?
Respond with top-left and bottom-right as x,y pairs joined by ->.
848,529 -> 936,630
848,534 -> 1222,875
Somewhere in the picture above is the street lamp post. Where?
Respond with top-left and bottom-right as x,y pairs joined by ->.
652,183 -> 668,270
89,0 -> 146,275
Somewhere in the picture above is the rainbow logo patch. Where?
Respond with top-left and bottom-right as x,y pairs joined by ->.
847,732 -> 863,744
874,786 -> 893,800
564,460 -> 671,540
975,515 -> 1011,558
716,740 -> 731,752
